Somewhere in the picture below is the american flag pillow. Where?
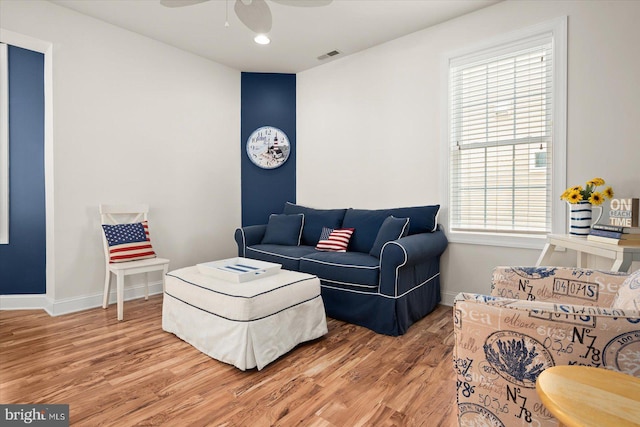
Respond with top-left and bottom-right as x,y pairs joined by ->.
315,227 -> 355,252
102,221 -> 156,263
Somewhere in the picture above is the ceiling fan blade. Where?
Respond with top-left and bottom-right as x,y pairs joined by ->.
234,0 -> 272,33
160,0 -> 209,8
270,0 -> 332,6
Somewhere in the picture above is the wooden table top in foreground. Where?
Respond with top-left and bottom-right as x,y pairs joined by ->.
536,366 -> 640,427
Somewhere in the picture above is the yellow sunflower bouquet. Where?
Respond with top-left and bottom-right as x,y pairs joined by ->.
560,177 -> 614,206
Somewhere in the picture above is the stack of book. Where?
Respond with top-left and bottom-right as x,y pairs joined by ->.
588,224 -> 640,246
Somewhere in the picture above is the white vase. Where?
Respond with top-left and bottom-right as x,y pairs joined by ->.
569,201 -> 602,237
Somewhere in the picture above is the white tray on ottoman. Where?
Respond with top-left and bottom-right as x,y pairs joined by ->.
162,265 -> 327,371
196,257 -> 281,283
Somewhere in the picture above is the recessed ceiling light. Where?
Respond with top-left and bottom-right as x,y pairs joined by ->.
254,34 -> 270,45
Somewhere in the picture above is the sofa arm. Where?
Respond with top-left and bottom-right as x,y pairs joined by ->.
453,292 -> 640,427
234,225 -> 267,257
491,266 -> 628,308
378,229 -> 448,297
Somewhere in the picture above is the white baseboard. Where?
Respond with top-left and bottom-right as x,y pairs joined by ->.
0,294 -> 53,312
0,281 -> 164,316
4,281 -> 453,315
441,291 -> 457,307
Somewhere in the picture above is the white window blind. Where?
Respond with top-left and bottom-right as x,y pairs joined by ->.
449,33 -> 554,236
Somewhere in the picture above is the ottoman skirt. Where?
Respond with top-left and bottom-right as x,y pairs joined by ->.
162,266 -> 328,370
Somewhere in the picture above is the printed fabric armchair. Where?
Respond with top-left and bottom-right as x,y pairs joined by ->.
453,266 -> 640,427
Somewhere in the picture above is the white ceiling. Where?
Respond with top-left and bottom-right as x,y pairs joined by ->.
49,0 -> 500,73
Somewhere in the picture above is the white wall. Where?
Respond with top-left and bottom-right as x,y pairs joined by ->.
297,0 -> 640,304
0,0 -> 241,312
2,0 -> 638,313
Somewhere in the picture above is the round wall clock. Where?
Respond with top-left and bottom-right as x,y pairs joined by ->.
245,126 -> 291,169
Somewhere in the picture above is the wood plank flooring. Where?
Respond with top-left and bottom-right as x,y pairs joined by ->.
0,296 -> 457,426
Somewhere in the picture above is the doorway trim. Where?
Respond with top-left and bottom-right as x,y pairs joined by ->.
0,28 -> 55,311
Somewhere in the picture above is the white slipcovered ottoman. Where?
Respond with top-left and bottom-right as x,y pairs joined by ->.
162,266 -> 328,370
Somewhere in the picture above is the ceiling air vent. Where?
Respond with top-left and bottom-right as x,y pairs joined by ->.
317,50 -> 341,61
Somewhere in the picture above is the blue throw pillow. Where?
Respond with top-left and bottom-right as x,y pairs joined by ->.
369,216 -> 410,258
341,209 -> 394,253
261,213 -> 304,246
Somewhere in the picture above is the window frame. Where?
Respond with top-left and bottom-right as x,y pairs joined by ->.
441,17 -> 567,249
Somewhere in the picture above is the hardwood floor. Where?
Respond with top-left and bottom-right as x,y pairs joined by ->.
0,296 -> 457,426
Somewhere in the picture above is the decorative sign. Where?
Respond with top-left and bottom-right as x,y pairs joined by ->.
608,198 -> 639,227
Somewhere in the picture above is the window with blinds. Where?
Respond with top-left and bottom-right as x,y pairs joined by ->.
449,33 -> 554,236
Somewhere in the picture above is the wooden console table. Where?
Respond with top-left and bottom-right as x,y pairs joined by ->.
536,234 -> 640,272
536,366 -> 640,427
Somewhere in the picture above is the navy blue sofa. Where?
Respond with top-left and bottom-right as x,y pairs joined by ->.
234,202 -> 448,336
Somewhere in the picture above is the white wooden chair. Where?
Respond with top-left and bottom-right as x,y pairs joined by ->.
100,204 -> 170,321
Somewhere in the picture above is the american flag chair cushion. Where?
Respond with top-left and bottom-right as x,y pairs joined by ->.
101,220 -> 156,263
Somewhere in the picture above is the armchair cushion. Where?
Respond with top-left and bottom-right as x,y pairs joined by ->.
261,213 -> 304,246
612,269 -> 640,310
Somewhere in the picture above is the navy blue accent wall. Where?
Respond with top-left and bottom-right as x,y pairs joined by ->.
0,46 -> 46,295
241,73 -> 296,226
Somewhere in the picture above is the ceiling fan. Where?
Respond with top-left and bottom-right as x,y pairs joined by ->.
160,0 -> 333,35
